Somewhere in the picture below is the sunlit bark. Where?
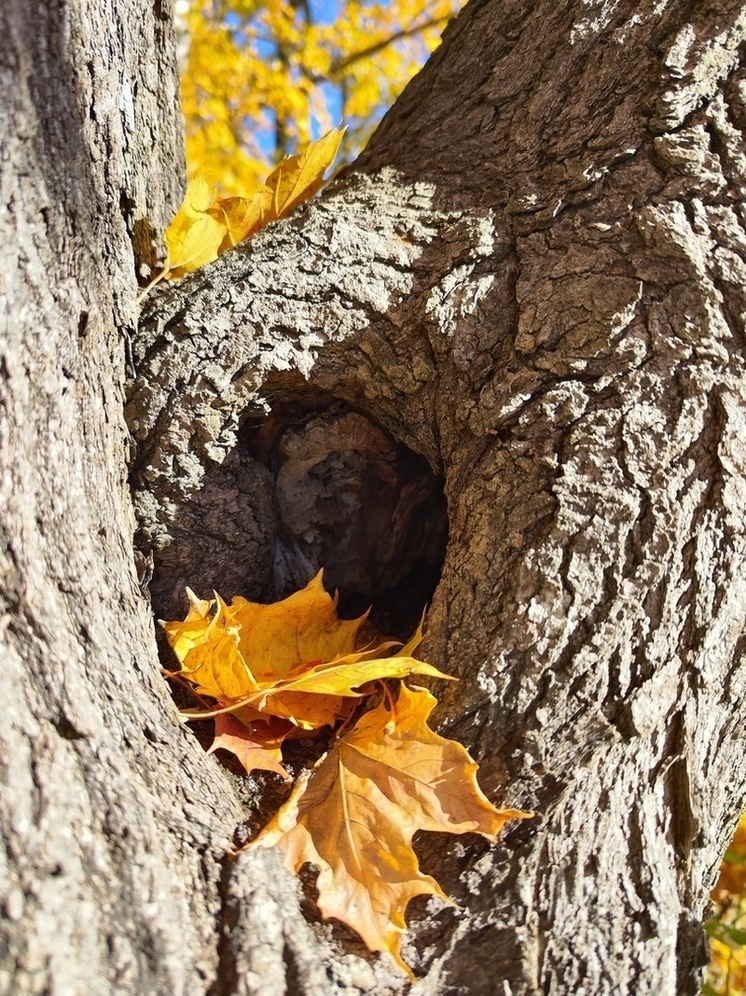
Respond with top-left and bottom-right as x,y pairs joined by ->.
4,0 -> 746,993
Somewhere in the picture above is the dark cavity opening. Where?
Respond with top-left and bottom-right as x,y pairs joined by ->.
242,397 -> 448,637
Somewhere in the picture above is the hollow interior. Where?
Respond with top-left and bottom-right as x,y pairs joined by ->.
242,396 -> 448,636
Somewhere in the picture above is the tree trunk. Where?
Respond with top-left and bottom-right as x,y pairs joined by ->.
3,0 -> 746,994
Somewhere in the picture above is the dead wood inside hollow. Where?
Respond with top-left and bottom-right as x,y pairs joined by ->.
147,390 -> 448,637
244,396 -> 448,632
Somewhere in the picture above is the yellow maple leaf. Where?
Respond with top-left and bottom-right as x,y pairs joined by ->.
262,128 -> 344,222
247,648 -> 452,728
163,589 -> 259,701
248,683 -> 532,975
165,571 -> 450,730
229,569 -> 363,681
163,571 -> 363,695
162,176 -> 227,279
147,130 -> 344,295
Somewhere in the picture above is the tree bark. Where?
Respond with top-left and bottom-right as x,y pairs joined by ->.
0,1 -> 246,992
3,0 -> 746,994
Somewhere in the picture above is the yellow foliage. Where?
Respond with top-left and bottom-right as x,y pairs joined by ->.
706,815 -> 746,996
180,0 -> 464,193
144,0 -> 465,287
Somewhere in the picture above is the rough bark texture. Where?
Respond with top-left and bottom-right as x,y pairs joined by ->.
0,1 -> 245,992
4,0 -> 746,994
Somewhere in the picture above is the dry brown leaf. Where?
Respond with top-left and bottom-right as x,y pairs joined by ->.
249,683 -> 532,974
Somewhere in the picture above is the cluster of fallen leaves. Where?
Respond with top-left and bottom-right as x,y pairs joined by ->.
141,129 -> 342,294
163,571 -> 530,975
705,816 -> 746,996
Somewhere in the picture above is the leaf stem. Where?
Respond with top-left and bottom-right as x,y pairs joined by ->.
135,267 -> 168,306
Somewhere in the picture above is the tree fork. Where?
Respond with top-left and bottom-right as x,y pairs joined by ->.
4,0 -> 746,993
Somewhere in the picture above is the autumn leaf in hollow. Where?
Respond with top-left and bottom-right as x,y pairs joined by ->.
165,571 -> 451,731
209,713 -> 293,782
163,571 -> 362,699
226,569 -> 363,682
176,635 -> 453,730
249,683 -> 532,974
163,573 -> 531,972
162,589 -> 259,702
248,644 -> 453,728
163,571 -> 362,737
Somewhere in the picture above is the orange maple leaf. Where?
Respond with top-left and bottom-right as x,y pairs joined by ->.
164,571 -> 450,731
248,683 -> 532,974
208,713 -> 293,782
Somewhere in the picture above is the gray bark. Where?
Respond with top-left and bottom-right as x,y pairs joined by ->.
0,1 -> 243,993
3,0 -> 746,994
